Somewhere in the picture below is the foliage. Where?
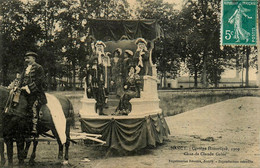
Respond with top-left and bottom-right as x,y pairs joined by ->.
0,0 -> 43,85
0,0 -> 258,89
135,0 -> 181,87
176,0 -> 243,88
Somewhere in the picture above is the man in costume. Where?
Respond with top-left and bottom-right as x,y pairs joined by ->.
94,40 -> 106,65
86,41 -> 107,115
19,51 -> 47,135
134,38 -> 150,76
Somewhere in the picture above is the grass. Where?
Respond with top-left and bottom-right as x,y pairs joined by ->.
49,88 -> 260,117
158,88 -> 260,117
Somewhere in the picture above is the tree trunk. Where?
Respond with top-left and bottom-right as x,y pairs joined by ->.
245,47 -> 250,87
163,72 -> 167,88
47,69 -> 52,91
69,64 -> 72,88
194,69 -> 198,88
2,64 -> 8,86
0,35 -> 3,86
160,74 -> 163,89
72,59 -> 76,91
201,0 -> 208,88
202,49 -> 208,88
2,57 -> 9,86
214,68 -> 218,88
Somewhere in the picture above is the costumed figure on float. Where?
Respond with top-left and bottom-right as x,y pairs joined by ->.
110,48 -> 123,97
85,41 -> 107,115
115,65 -> 141,115
80,19 -> 169,152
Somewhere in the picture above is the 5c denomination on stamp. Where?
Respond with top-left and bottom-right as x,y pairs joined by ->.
221,0 -> 258,46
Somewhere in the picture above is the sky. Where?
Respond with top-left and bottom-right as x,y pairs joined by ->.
128,0 -> 184,10
20,0 -> 184,10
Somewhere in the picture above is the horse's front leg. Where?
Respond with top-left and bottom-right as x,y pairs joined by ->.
0,141 -> 6,166
5,138 -> 13,167
16,138 -> 25,166
29,140 -> 38,165
24,140 -> 31,159
58,141 -> 64,160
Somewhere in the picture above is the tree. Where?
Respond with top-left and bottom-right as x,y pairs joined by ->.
178,0 -> 240,88
0,0 -> 42,85
135,0 -> 181,87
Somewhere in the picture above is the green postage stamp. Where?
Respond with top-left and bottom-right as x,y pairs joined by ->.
221,0 -> 258,46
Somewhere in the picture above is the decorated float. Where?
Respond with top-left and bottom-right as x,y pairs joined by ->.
79,19 -> 170,151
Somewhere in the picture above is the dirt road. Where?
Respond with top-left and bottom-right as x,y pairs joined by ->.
4,97 -> 260,168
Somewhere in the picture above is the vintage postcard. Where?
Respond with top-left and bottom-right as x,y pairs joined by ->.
0,0 -> 260,168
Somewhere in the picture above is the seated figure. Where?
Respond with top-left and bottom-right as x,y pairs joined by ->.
114,66 -> 141,115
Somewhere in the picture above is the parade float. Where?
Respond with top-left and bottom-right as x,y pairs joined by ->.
79,19 -> 170,151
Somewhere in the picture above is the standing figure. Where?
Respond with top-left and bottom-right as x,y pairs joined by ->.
86,41 -> 107,115
134,38 -> 150,76
95,41 -> 106,65
19,51 -> 47,135
111,48 -> 123,97
103,52 -> 111,95
122,50 -> 134,83
228,3 -> 252,42
86,57 -> 106,115
115,66 -> 141,115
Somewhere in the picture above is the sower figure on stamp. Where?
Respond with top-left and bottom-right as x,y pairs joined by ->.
228,3 -> 252,43
19,51 -> 47,136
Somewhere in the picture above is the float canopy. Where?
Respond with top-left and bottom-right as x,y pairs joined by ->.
87,19 -> 163,42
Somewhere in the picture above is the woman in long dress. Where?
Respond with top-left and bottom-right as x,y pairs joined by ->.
114,66 -> 141,115
228,3 -> 252,42
111,48 -> 124,97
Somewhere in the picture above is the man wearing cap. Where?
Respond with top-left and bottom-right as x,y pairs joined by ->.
19,51 -> 47,135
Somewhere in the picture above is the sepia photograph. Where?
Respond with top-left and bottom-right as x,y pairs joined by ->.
0,0 -> 259,167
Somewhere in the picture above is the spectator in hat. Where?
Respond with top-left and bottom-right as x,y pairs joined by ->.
19,51 -> 47,136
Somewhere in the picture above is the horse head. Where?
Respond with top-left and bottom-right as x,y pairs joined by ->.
0,86 -> 10,111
